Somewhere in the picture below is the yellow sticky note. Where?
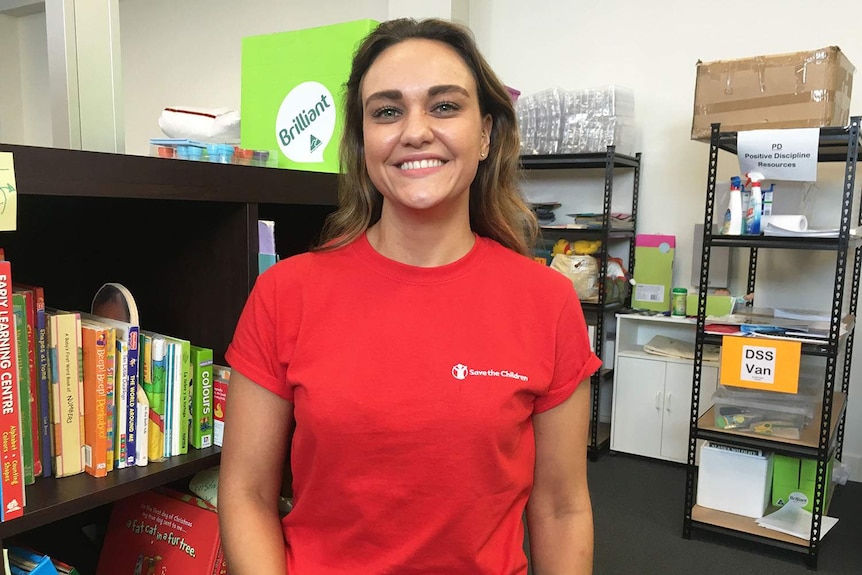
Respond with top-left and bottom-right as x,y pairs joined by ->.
0,152 -> 18,232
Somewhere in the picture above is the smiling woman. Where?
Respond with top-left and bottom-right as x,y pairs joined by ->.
220,17 -> 600,575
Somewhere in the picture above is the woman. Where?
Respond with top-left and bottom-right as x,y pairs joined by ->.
220,17 -> 600,575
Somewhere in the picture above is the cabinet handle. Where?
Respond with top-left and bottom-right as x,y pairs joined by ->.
656,391 -> 663,410
666,393 -> 672,412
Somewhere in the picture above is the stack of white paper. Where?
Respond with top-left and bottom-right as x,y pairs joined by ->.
756,502 -> 839,540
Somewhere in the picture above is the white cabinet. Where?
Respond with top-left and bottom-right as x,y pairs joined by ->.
610,314 -> 718,463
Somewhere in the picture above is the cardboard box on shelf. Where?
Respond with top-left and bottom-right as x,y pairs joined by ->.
691,46 -> 854,140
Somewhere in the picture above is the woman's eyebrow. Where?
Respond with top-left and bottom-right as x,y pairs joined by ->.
365,90 -> 402,107
428,84 -> 469,98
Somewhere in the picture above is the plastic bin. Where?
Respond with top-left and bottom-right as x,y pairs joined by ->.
712,385 -> 818,436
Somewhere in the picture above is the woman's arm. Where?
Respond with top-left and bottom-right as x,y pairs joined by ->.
526,379 -> 593,574
218,369 -> 294,575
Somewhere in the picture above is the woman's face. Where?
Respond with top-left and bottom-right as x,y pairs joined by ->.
360,38 -> 492,216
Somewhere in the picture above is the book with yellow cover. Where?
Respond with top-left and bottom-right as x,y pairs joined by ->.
47,309 -> 85,478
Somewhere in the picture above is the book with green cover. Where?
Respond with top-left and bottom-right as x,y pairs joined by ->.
12,293 -> 34,485
189,345 -> 213,449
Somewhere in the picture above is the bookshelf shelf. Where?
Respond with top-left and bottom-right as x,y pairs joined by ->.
0,448 -> 222,539
1,143 -> 339,206
696,393 -> 847,459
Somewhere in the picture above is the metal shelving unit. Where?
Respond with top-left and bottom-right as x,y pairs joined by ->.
682,118 -> 862,569
521,147 -> 642,459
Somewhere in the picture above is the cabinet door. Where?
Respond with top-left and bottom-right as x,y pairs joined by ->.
611,356 -> 666,458
661,362 -> 695,463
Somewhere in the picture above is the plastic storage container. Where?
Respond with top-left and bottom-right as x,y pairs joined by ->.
712,385 -> 819,436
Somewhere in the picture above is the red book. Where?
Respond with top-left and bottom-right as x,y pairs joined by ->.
96,488 -> 224,575
0,260 -> 25,520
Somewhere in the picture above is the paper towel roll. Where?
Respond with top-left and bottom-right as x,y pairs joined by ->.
762,215 -> 808,231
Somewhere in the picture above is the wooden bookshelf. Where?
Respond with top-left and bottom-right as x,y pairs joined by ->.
0,144 -> 339,558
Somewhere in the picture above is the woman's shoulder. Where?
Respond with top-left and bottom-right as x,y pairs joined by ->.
256,243 -> 353,288
479,237 -> 574,292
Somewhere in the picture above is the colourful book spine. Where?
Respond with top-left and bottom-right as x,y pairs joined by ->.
143,334 -> 166,462
48,311 -> 85,478
113,337 -> 128,469
189,346 -> 213,449
125,328 -> 139,468
81,323 -> 109,477
135,383 -> 149,467
164,342 -> 177,457
0,261 -> 25,520
104,327 -> 116,472
177,339 -> 190,455
13,288 -> 41,478
12,293 -> 34,485
212,365 -> 230,448
20,285 -> 51,478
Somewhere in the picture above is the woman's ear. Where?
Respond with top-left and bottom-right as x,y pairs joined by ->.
481,114 -> 493,159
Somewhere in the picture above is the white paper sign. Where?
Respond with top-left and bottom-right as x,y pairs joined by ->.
737,128 -> 819,182
740,345 -> 776,384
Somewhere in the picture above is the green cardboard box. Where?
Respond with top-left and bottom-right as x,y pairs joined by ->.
241,19 -> 378,173
772,454 -> 834,513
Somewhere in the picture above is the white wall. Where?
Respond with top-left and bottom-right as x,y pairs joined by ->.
0,14 -> 24,143
17,10 -> 49,146
119,0 -> 389,155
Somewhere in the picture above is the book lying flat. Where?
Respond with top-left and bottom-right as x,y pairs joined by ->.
643,335 -> 720,362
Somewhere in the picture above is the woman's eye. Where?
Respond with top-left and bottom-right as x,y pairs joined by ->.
371,106 -> 400,119
434,102 -> 460,114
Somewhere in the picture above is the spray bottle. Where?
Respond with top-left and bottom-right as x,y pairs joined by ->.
721,176 -> 744,235
745,172 -> 765,235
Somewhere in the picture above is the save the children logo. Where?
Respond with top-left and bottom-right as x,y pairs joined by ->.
275,81 -> 336,163
451,363 -> 529,382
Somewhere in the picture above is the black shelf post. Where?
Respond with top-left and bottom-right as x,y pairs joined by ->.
521,148 -> 641,460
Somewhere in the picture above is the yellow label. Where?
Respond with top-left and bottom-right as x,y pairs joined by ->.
0,152 -> 18,232
720,335 -> 801,393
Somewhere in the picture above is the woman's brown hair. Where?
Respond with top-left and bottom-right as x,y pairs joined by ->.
316,17 -> 537,256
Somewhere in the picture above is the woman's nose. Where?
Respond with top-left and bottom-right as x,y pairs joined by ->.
400,111 -> 433,147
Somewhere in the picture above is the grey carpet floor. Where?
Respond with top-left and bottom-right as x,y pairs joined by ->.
585,453 -> 862,574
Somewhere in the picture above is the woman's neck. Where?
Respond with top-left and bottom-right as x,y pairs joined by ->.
366,207 -> 475,267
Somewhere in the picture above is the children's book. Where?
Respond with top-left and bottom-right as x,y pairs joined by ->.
15,284 -> 51,478
95,488 -> 224,575
212,366 -> 230,448
7,546 -> 60,575
12,292 -> 35,484
189,346 -> 213,449
46,309 -> 85,478
80,320 -> 110,477
0,260 -> 25,520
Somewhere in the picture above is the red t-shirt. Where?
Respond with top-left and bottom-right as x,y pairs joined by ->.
226,233 -> 601,574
